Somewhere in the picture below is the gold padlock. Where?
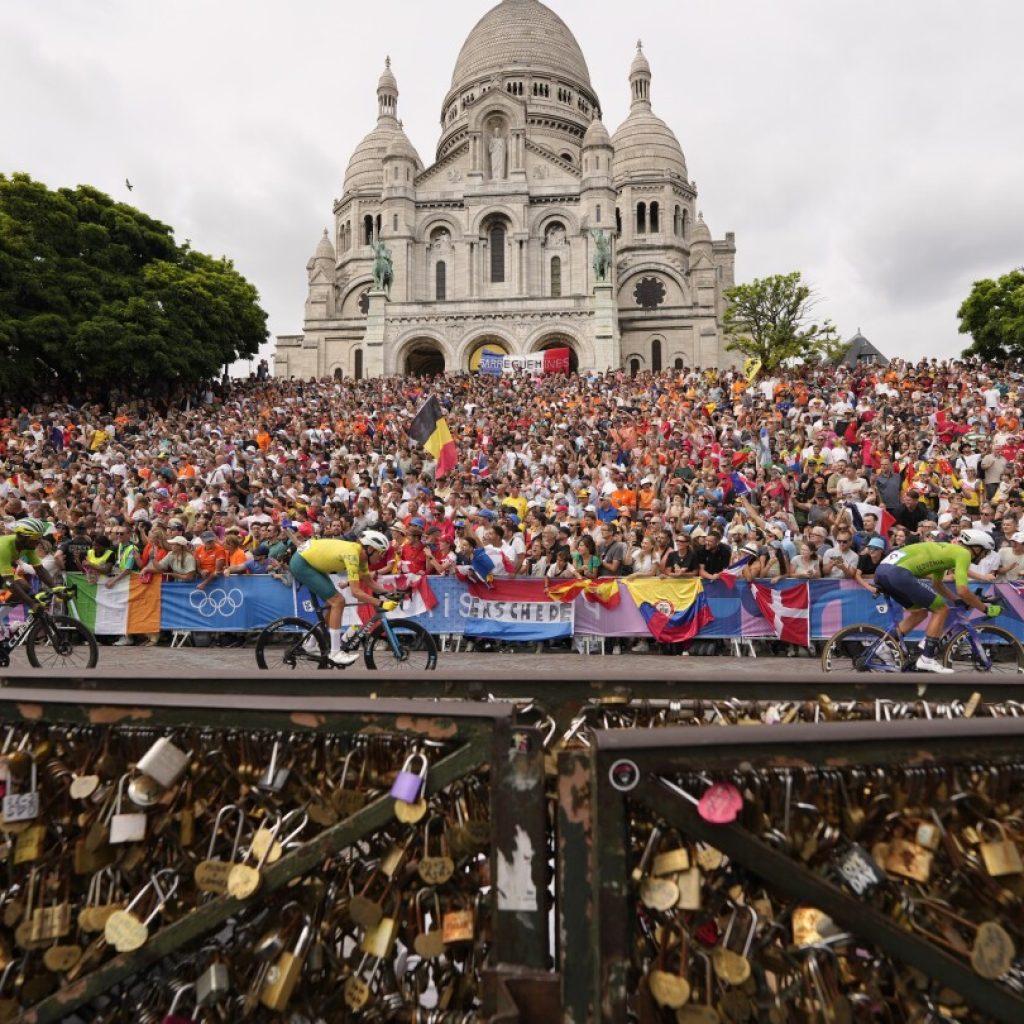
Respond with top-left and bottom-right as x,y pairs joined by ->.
259,913 -> 312,1011
441,898 -> 474,945
360,894 -> 401,958
978,821 -> 1024,878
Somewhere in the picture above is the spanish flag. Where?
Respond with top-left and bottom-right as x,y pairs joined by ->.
408,397 -> 457,477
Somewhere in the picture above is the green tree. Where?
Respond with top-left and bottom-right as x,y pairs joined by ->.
723,272 -> 839,371
958,268 -> 1024,360
0,173 -> 266,397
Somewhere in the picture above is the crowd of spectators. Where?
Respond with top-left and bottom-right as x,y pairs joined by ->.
2,355 -> 1024,646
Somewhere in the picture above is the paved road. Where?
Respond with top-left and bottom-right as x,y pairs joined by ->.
3,641 -> 831,678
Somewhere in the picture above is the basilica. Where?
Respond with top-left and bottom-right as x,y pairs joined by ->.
274,0 -> 737,379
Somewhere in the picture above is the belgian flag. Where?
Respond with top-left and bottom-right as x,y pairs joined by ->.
408,396 -> 458,477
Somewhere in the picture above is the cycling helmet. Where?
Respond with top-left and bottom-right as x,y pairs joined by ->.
12,518 -> 47,539
959,528 -> 994,552
360,530 -> 389,552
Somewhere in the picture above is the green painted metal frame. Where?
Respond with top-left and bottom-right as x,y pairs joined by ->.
588,717 -> 1024,1024
0,688 -> 546,1023
7,669 -> 1024,733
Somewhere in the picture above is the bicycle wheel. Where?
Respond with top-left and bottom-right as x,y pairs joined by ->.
25,615 -> 98,669
364,618 -> 438,671
820,625 -> 905,673
943,625 -> 1024,675
254,617 -> 327,670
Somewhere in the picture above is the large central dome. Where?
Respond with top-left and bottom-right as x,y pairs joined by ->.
450,0 -> 593,94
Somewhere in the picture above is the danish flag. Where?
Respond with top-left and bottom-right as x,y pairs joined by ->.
750,581 -> 810,647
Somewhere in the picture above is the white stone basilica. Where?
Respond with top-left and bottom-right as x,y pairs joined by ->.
274,0 -> 737,379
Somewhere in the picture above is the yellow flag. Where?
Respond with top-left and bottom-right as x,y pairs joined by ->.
743,357 -> 762,383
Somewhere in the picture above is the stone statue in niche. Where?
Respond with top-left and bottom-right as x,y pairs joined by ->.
489,127 -> 506,180
545,225 -> 566,247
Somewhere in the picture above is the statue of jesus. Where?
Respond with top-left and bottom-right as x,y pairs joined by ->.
489,128 -> 506,180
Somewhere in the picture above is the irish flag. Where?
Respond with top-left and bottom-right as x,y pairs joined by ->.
71,575 -> 161,635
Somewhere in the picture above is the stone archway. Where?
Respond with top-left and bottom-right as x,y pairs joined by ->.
465,337 -> 510,372
403,340 -> 446,377
536,336 -> 578,373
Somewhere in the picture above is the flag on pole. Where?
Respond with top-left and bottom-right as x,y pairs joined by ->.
408,397 -> 457,477
750,581 -> 810,646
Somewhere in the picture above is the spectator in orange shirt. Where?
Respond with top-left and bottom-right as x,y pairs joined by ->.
195,530 -> 227,590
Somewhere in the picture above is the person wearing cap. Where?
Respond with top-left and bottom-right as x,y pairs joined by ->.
851,511 -> 882,553
194,530 -> 228,591
156,536 -> 198,581
997,532 -> 1024,581
853,537 -> 888,592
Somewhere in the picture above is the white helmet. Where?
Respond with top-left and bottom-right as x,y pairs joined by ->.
959,528 -> 994,552
360,529 -> 389,552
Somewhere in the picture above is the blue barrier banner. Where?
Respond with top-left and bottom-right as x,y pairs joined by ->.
71,572 -> 1024,643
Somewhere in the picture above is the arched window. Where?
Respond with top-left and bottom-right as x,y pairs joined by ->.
550,256 -> 562,298
489,223 -> 506,283
375,214 -> 382,238
436,261 -> 447,301
392,214 -> 398,231
681,209 -> 689,237
674,357 -> 684,370
363,215 -> 374,245
615,207 -> 622,235
651,338 -> 662,372
333,367 -> 343,380
636,202 -> 646,234
596,204 -> 602,222
650,202 -> 659,233
674,206 -> 682,235
629,358 -> 640,378
354,349 -> 363,380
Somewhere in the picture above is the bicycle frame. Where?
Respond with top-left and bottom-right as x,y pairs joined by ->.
856,598 -> 997,673
300,592 -> 406,664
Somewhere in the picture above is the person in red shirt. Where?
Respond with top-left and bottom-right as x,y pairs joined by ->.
400,520 -> 429,575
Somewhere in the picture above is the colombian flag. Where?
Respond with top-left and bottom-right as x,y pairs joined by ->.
622,578 -> 713,643
408,397 -> 457,477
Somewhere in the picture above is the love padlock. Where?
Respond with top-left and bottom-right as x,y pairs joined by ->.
162,981 -> 198,1023
390,751 -> 428,804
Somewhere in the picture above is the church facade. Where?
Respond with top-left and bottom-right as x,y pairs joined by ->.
274,0 -> 737,379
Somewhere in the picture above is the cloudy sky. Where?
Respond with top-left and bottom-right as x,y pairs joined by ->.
3,0 -> 1022,370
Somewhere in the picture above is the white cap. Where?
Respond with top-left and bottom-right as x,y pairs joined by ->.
1012,532 -> 1024,544
938,513 -> 953,527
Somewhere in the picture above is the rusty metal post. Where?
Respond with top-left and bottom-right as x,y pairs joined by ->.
557,748 -> 595,1024
489,721 -> 549,972
590,744 -> 631,1024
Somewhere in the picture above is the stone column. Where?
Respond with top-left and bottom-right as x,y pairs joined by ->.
591,283 -> 620,371
363,289 -> 388,377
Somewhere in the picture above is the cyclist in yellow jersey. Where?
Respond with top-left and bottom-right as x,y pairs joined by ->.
0,519 -> 58,621
289,530 -> 396,666
874,530 -> 1002,674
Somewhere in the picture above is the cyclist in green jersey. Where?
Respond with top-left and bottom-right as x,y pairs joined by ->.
0,519 -> 58,621
873,529 -> 1003,674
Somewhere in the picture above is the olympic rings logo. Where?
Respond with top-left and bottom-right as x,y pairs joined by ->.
189,588 -> 244,618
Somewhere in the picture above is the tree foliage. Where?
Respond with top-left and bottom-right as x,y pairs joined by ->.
723,272 -> 840,372
958,268 -> 1024,361
0,173 -> 267,397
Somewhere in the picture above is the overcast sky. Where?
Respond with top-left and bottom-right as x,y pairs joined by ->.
3,0 -> 1022,371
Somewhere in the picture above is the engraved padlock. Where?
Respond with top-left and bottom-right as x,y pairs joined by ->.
389,751 -> 428,803
2,754 -> 39,823
109,774 -> 147,844
137,736 -> 190,789
979,820 -> 1024,877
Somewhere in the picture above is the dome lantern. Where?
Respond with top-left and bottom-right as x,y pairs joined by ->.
378,56 -> 398,122
629,40 -> 651,110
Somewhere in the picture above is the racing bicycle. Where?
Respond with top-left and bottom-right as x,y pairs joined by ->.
821,594 -> 1024,675
0,585 -> 99,669
254,587 -> 438,671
